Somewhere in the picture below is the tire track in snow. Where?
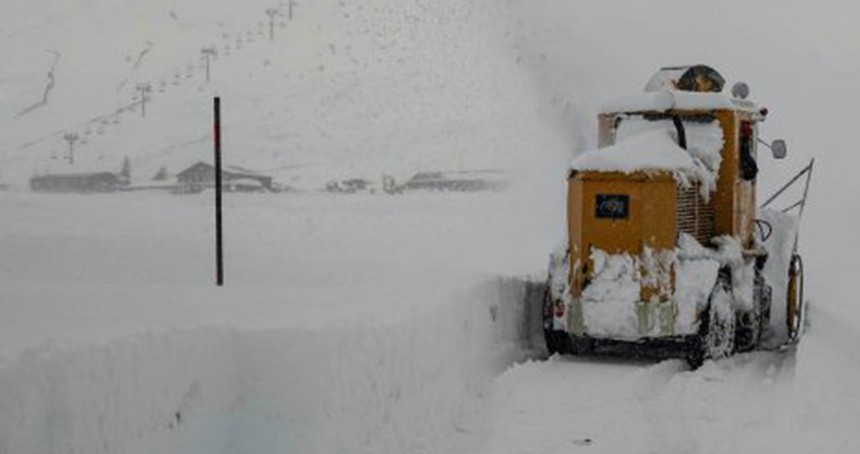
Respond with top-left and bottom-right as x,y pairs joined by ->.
780,306 -> 860,452
476,356 -> 656,454
475,350 -> 799,454
633,351 -> 796,454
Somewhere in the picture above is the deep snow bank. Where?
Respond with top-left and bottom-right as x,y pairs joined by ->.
0,192 -> 555,454
0,277 -> 543,454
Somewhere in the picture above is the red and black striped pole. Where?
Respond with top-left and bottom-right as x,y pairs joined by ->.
214,97 -> 224,286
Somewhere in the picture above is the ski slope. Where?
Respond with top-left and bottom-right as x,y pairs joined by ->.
0,0 -> 564,189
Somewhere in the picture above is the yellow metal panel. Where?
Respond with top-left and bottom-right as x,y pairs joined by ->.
713,110 -> 738,239
710,109 -> 758,247
568,177 -> 585,296
564,103 -> 764,339
581,179 -> 643,255
567,172 -> 677,299
736,111 -> 758,248
641,180 -> 677,250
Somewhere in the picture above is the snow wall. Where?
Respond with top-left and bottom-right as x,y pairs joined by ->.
0,277 -> 545,454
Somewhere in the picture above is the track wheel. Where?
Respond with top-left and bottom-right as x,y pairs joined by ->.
544,329 -> 572,355
688,278 -> 736,368
570,335 -> 594,355
786,254 -> 805,340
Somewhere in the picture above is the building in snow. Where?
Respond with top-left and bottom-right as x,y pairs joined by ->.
403,170 -> 508,192
175,161 -> 273,193
29,172 -> 125,193
325,178 -> 375,194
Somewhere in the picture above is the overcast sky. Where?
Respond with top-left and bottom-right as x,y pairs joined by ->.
510,0 -> 859,172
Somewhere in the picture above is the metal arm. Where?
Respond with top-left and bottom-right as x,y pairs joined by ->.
760,159 -> 815,211
760,158 -> 815,254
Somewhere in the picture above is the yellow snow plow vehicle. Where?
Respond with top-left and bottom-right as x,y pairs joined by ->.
544,65 -> 813,367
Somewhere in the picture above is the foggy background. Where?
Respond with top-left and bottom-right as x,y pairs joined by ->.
507,0 -> 860,324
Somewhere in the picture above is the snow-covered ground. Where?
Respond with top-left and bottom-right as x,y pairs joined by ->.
0,191 -> 549,454
3,0 -> 860,453
3,187 -> 860,453
0,191 -> 554,355
478,308 -> 860,454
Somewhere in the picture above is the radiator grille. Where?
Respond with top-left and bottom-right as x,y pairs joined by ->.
676,183 -> 715,245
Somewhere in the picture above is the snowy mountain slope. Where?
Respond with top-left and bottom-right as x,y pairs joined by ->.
0,0 -> 563,189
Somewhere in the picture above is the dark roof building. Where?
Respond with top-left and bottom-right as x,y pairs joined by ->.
30,172 -> 125,193
175,161 -> 273,192
403,170 -> 508,192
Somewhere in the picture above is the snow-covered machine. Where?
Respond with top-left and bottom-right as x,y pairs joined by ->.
544,65 -> 813,367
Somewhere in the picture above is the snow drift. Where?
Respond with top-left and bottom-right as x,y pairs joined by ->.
0,277 -> 543,454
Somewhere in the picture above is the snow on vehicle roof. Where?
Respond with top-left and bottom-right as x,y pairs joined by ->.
571,117 -> 724,199
599,90 -> 758,115
571,128 -> 695,174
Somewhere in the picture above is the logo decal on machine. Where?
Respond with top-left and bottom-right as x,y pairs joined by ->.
595,194 -> 629,219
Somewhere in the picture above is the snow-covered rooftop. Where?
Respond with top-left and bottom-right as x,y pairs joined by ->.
570,115 -> 725,199
571,129 -> 694,175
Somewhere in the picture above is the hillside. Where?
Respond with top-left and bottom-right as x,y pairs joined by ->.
0,0 -> 564,189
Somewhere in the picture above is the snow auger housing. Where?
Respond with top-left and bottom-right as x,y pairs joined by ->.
545,65 -> 810,366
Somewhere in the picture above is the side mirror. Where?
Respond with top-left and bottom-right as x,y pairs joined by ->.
771,140 -> 787,159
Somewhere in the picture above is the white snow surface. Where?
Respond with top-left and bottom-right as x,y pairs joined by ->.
3,0 -> 860,453
673,258 -> 720,335
478,322 -> 860,454
0,192 -> 546,454
580,250 -> 641,340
